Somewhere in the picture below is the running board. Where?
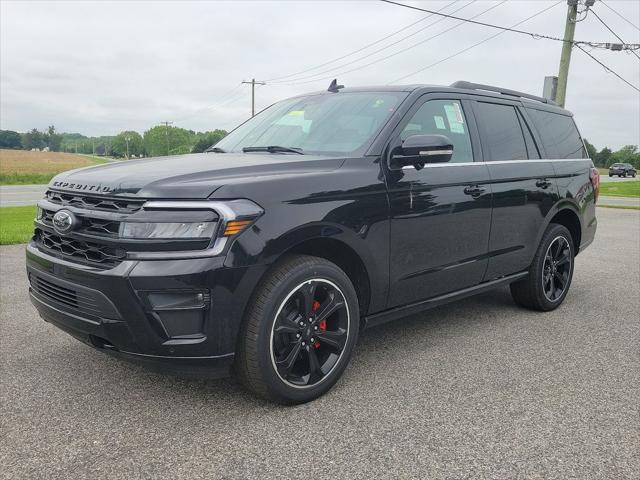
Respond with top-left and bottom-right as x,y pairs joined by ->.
363,271 -> 528,329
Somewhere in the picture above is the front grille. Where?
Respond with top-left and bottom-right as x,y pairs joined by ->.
35,191 -> 215,268
40,210 -> 120,238
46,190 -> 144,213
35,229 -> 125,268
29,273 -> 106,318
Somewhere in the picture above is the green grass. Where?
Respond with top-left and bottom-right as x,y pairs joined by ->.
599,181 -> 640,198
79,155 -> 112,164
0,172 -> 60,185
0,206 -> 36,245
597,204 -> 640,211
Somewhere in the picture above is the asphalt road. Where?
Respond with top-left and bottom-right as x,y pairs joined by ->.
600,174 -> 638,183
1,208 -> 639,479
0,184 -> 47,206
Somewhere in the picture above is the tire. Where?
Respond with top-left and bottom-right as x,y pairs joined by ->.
510,223 -> 575,311
235,255 -> 359,404
608,174 -> 612,177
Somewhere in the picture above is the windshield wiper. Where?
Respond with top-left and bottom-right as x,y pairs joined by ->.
205,146 -> 226,153
242,145 -> 304,155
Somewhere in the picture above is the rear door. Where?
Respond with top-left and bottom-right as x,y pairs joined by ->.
471,98 -> 558,280
385,94 -> 492,308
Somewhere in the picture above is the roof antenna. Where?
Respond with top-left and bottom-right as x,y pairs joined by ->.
327,79 -> 344,93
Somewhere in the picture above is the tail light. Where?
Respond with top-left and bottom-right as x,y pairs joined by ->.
590,166 -> 600,202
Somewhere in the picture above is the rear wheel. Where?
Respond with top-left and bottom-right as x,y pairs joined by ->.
510,223 -> 574,311
236,255 -> 359,404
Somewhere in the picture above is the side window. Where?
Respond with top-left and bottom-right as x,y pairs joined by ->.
516,109 -> 540,159
526,108 -> 586,159
474,102 -> 528,161
400,99 -> 473,163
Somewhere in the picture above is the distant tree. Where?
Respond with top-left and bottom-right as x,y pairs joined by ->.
191,129 -> 228,153
143,125 -> 192,157
22,128 -> 47,150
46,125 -> 62,152
583,138 -> 597,162
112,131 -> 144,159
596,147 -> 612,168
0,130 -> 23,149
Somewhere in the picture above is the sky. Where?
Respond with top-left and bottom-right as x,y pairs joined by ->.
1,0 -> 639,150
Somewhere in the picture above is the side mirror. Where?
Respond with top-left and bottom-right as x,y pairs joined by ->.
391,134 -> 453,169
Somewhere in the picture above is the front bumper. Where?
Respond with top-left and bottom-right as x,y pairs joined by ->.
26,242 -> 267,376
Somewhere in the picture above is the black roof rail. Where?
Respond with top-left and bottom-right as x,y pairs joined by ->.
450,80 -> 557,106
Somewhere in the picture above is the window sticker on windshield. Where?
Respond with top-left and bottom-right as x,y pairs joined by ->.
444,104 -> 465,134
287,110 -> 305,117
434,115 -> 446,130
372,99 -> 385,108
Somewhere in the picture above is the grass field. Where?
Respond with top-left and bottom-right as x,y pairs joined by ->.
599,181 -> 640,198
0,149 -> 108,185
0,206 -> 36,245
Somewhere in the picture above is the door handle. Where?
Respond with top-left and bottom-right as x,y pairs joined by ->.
536,178 -> 552,189
464,185 -> 486,196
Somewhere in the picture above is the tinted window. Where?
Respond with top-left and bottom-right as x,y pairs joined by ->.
215,92 -> 407,156
475,102 -> 528,161
526,109 -> 586,159
400,99 -> 473,163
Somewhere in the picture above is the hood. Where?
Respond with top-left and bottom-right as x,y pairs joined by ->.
49,152 -> 345,199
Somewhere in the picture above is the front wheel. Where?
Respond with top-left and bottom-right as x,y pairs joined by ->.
510,224 -> 575,311
235,255 -> 359,404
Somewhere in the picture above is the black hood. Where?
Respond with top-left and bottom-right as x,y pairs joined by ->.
49,153 -> 344,199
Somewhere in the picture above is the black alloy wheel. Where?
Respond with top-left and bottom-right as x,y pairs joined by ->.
542,236 -> 572,302
236,255 -> 359,404
510,223 -> 575,311
270,279 -> 349,388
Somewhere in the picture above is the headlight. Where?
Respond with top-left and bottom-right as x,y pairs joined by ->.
119,221 -> 217,239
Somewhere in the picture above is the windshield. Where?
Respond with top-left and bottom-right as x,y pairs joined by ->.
213,91 -> 407,156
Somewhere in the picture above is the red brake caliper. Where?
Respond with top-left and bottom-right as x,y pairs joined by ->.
312,301 -> 325,349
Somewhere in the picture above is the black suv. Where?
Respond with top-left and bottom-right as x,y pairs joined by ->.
608,163 -> 636,177
26,81 -> 598,404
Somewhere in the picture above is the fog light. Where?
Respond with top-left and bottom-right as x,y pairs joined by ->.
147,291 -> 207,310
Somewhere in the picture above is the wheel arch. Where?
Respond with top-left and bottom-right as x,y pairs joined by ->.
545,204 -> 582,255
282,237 -> 372,317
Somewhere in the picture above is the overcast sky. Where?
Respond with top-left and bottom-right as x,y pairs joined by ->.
1,0 -> 639,149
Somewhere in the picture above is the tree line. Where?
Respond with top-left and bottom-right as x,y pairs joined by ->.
1,126 -> 638,168
0,125 -> 228,158
583,140 -> 640,170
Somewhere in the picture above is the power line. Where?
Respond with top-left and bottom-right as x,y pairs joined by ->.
590,8 -> 640,60
575,43 -> 640,93
379,0 -> 640,51
275,0 -> 508,86
173,83 -> 245,123
389,1 -> 562,84
600,0 -> 639,32
271,0 -> 479,85
265,0 -> 460,82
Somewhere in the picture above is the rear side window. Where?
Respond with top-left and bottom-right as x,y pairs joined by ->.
526,109 -> 586,159
474,102 -> 528,161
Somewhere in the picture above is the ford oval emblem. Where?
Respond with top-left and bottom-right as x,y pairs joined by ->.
52,209 -> 76,234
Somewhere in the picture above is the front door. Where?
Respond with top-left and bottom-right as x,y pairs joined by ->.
386,96 -> 492,308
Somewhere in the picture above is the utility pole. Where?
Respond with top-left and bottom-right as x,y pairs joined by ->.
242,78 -> 266,117
556,0 -> 579,108
125,135 -> 131,160
160,121 -> 173,156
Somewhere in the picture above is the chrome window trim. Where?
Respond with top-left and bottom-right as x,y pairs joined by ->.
401,158 -> 591,170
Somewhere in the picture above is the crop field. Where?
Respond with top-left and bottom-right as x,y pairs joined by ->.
0,149 -> 107,185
